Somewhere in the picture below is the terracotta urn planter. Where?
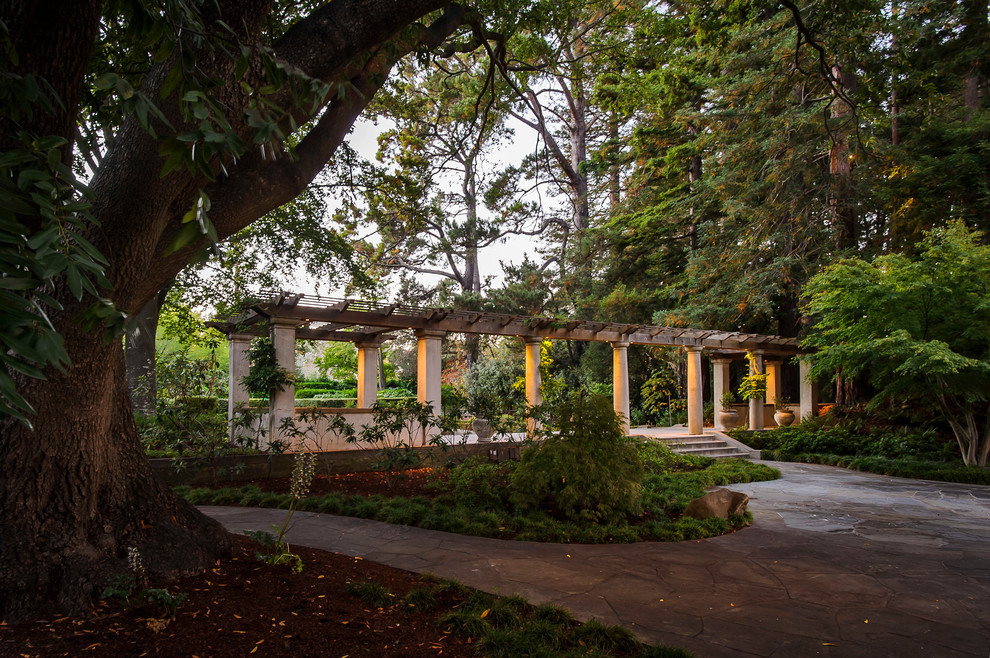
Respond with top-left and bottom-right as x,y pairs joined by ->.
717,408 -> 740,430
774,408 -> 795,427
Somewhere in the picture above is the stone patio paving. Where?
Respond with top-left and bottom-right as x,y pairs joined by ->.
202,460 -> 990,657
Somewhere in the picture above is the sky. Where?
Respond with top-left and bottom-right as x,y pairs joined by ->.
292,116 -> 548,302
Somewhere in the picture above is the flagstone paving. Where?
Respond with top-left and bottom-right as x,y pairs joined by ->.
201,461 -> 990,657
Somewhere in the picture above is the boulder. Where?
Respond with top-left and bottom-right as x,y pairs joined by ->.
684,488 -> 749,520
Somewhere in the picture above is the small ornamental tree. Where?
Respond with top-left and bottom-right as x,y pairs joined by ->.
511,392 -> 644,523
802,222 -> 990,467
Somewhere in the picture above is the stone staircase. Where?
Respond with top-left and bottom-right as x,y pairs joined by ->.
646,432 -> 758,459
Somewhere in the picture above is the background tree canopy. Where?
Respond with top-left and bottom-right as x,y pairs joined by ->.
802,222 -> 990,467
3,0 -> 990,623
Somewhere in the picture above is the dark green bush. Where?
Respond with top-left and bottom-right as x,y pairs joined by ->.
511,393 -> 644,524
731,415 -> 957,463
433,456 -> 515,509
637,441 -> 712,473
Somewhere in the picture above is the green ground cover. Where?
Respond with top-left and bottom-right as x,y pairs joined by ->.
178,442 -> 780,543
357,576 -> 693,658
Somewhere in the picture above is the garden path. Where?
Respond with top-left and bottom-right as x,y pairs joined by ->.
201,461 -> 990,657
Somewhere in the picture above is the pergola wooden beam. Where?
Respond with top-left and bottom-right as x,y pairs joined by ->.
216,293 -> 814,443
212,293 -> 802,355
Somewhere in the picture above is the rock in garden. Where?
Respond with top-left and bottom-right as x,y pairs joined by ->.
684,488 -> 749,520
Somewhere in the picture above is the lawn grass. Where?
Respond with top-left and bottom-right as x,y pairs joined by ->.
177,443 -> 780,544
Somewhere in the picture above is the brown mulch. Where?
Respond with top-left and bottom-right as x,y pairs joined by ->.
216,467 -> 450,499
0,534 -> 476,657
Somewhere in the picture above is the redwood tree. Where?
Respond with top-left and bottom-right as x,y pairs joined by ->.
0,0 -> 475,621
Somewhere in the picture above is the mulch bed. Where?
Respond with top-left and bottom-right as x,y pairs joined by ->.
0,534 -> 475,657
215,467 -> 450,499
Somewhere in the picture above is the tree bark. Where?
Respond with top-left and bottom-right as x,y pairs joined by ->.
125,287 -> 171,415
0,0 -> 100,164
1,323 -> 229,621
962,0 -> 988,115
1,0 -> 459,622
829,62 -> 858,252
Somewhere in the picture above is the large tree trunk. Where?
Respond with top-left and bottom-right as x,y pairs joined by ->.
829,62 -> 858,252
0,0 -> 460,622
1,321 -> 229,621
962,0 -> 987,115
125,289 -> 169,415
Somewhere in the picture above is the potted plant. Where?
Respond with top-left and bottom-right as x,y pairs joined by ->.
773,397 -> 795,427
737,373 -> 768,402
717,391 -> 739,429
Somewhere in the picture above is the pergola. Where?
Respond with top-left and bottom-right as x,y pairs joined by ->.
210,293 -> 817,442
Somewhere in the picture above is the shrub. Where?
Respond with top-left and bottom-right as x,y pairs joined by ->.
511,392 -> 644,524
637,441 -> 712,473
467,356 -> 525,420
731,415 -> 958,463
341,400 -> 442,487
433,456 -> 515,508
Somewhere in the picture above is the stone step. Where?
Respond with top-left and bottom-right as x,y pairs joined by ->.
661,440 -> 727,450
676,446 -> 750,458
633,429 -> 759,459
651,435 -> 718,444
647,434 -> 751,459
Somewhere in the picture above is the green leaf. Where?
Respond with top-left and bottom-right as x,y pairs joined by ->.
66,263 -> 83,299
94,73 -> 117,91
165,222 -> 202,255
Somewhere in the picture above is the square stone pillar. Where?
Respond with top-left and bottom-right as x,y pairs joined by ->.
524,337 -> 543,408
270,319 -> 297,445
611,341 -> 630,434
748,352 -> 765,430
356,341 -> 381,409
416,330 -> 444,420
524,337 -> 543,435
711,357 -> 732,430
227,333 -> 253,442
799,358 -> 820,422
686,346 -> 704,435
765,359 -> 782,405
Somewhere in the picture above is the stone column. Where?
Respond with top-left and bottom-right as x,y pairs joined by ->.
524,337 -> 543,435
748,352 -> 765,430
356,341 -> 381,409
686,346 -> 704,435
416,330 -> 444,419
524,338 -> 543,408
765,358 -> 782,405
270,319 -> 297,445
612,341 -> 631,434
227,333 -> 253,442
799,358 -> 820,422
711,357 -> 732,430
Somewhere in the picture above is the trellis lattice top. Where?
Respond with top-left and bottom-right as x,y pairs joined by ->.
209,292 -> 801,355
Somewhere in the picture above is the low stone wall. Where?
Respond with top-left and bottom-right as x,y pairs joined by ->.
150,441 -> 510,487
234,407 -> 429,451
